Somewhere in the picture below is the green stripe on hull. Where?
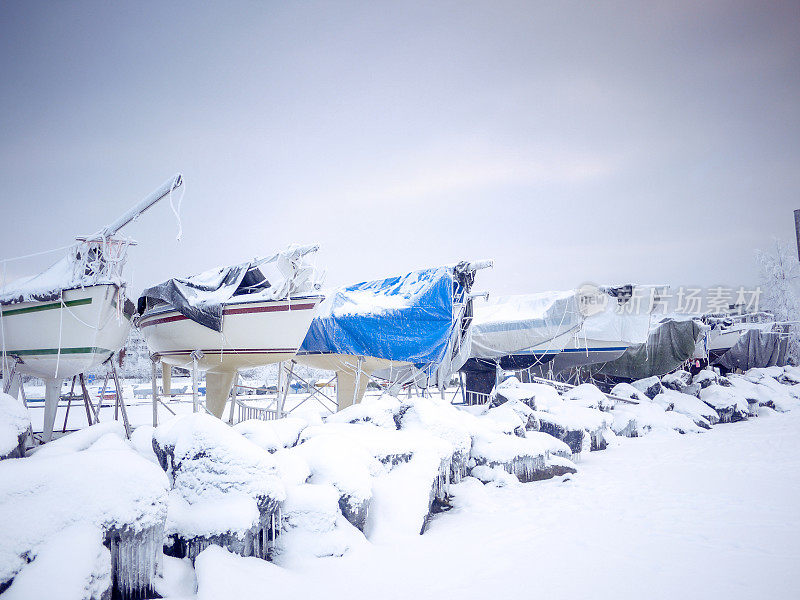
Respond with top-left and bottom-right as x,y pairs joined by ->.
5,347 -> 112,356
1,297 -> 93,317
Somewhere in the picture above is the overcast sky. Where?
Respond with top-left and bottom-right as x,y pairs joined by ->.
1,1 -> 798,299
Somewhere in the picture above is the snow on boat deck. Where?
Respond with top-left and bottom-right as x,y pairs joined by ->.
191,407 -> 800,600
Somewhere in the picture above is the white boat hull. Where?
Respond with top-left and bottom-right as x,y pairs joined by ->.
138,296 -> 322,417
548,338 -> 631,373
0,284 -> 132,380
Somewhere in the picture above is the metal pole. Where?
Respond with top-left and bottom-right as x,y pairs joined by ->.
191,356 -> 199,413
110,360 -> 131,438
353,357 -> 363,407
229,372 -> 239,425
62,376 -> 77,433
151,358 -> 159,427
79,373 -> 97,424
794,208 -> 800,262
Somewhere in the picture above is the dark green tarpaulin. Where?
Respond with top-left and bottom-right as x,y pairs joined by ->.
717,329 -> 788,371
594,318 -> 703,380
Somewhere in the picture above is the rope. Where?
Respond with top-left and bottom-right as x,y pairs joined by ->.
168,180 -> 185,241
55,289 -> 64,379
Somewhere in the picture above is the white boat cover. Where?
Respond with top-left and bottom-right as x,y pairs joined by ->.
470,291 -> 583,359
137,245 -> 321,332
578,286 -> 654,344
0,252 -> 119,306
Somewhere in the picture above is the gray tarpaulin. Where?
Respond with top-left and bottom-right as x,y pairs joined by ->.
595,318 -> 704,380
717,329 -> 788,371
137,246 -> 320,332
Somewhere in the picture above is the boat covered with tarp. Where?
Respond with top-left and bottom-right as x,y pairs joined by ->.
136,245 -> 324,418
460,291 -> 584,396
591,316 -> 707,381
296,261 -> 485,409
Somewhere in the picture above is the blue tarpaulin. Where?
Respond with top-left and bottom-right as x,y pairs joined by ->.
299,267 -> 457,368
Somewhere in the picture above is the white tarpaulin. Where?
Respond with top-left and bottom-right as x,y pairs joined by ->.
470,292 -> 584,359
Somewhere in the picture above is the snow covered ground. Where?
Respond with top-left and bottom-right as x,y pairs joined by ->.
185,407 -> 800,600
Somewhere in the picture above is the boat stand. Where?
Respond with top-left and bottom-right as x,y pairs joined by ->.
149,355 -> 178,427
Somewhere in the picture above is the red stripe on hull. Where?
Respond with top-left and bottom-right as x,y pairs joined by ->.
157,348 -> 299,356
139,301 -> 318,328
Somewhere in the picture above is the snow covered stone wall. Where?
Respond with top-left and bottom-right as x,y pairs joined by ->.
0,423 -> 168,599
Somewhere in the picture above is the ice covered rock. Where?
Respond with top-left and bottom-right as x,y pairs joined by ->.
273,483 -> 367,564
1,524 -> 111,600
660,370 -> 693,392
528,392 -> 613,453
0,393 -> 30,460
234,417 -> 308,453
395,398 -> 475,483
631,376 -> 663,399
563,383 -> 614,411
287,429 -> 375,531
652,389 -> 718,429
366,448 -> 457,540
0,441 -> 168,599
153,414 -> 285,562
611,401 -> 703,437
469,429 -> 575,483
699,385 -> 750,423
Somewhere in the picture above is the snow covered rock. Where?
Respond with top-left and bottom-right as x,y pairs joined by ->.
699,385 -> 750,423
660,370 -> 693,392
631,376 -> 664,399
1,524 -> 111,600
493,377 -> 562,410
610,382 -> 648,403
611,401 -> 703,437
484,402 -> 531,436
652,389 -> 718,429
234,417 -> 308,453
692,369 -> 719,389
273,483 -> 367,564
563,383 -> 614,411
0,393 -> 30,460
325,393 -> 402,429
778,365 -> 800,385
152,414 -> 285,562
0,441 -> 168,599
287,429 -> 375,531
31,422 -> 127,459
